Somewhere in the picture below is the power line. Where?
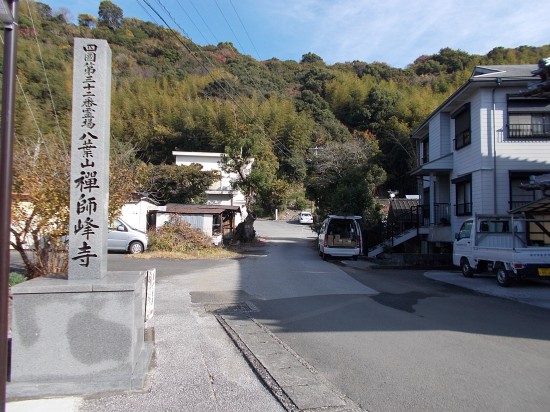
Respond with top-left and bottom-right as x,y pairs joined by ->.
134,1 -> 294,159
213,0 -> 247,56
136,0 -> 161,25
24,0 -> 68,157
173,0 -> 212,45
144,0 -> 257,120
229,0 -> 262,61
187,0 -> 219,45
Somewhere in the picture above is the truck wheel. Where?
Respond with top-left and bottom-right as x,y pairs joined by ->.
496,266 -> 511,287
460,258 -> 474,278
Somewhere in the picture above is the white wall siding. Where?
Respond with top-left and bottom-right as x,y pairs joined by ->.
120,200 -> 159,232
429,115 -> 441,161
429,113 -> 452,161
174,152 -> 222,170
439,113 -> 451,157
452,142 -> 479,178
478,169 -> 497,214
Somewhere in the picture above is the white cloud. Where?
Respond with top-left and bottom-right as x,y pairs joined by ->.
47,0 -> 550,67
257,0 -> 550,66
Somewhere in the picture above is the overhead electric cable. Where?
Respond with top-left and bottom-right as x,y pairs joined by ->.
153,0 -> 191,38
173,0 -> 212,45
1,28 -> 54,167
213,0 -> 248,56
188,0 -> 219,44
203,1 -> 276,111
137,0 -> 162,25
0,36 -> 41,139
145,0 -> 292,158
24,0 -> 68,156
145,0 -> 256,120
229,0 -> 262,61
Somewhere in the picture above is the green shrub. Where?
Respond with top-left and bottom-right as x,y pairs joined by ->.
294,197 -> 309,211
9,272 -> 27,287
286,190 -> 310,211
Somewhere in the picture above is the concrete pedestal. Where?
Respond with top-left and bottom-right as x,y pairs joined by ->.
7,271 -> 154,399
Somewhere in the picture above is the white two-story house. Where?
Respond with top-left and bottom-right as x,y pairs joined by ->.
410,64 -> 550,253
172,151 -> 253,223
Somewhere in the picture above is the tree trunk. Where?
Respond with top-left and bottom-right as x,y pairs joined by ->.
234,210 -> 256,242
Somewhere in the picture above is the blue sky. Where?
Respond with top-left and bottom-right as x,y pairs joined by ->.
46,0 -> 550,68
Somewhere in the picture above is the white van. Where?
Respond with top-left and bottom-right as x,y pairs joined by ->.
318,215 -> 362,260
108,218 -> 148,254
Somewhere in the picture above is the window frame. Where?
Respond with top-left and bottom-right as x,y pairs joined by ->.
454,175 -> 472,216
507,97 -> 550,139
420,134 -> 429,165
453,103 -> 471,150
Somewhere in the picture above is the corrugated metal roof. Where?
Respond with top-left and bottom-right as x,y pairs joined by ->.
164,204 -> 241,214
509,197 -> 550,214
389,198 -> 419,213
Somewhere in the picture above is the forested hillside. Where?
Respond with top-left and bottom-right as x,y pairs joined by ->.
9,1 -> 550,219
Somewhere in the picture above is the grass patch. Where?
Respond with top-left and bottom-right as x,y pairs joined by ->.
132,247 -> 240,260
9,272 -> 27,287
130,219 -> 269,260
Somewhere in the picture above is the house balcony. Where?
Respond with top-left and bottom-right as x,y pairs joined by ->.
508,123 -> 550,139
410,153 -> 453,177
207,181 -> 238,195
419,203 -> 451,227
418,203 -> 452,243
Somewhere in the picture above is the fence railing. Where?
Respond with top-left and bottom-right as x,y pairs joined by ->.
416,203 -> 451,226
365,203 -> 452,252
508,123 -> 550,139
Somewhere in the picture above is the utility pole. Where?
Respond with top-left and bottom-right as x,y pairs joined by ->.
0,1 -> 18,410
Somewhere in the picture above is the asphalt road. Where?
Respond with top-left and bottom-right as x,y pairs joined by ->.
9,219 -> 550,411
246,220 -> 550,411
251,221 -> 550,412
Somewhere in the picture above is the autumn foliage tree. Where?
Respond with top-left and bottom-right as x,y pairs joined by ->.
11,138 -> 71,278
10,136 -> 140,278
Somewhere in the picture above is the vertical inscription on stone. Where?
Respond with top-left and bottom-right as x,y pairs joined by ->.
68,39 -> 112,279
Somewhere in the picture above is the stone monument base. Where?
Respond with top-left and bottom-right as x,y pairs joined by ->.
7,271 -> 154,399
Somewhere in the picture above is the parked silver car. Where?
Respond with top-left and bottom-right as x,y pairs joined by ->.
108,218 -> 148,254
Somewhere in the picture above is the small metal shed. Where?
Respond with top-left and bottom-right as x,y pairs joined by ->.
147,204 -> 242,242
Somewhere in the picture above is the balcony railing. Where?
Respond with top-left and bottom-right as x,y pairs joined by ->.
208,181 -> 234,192
417,203 -> 451,227
455,202 -> 472,216
508,123 -> 550,139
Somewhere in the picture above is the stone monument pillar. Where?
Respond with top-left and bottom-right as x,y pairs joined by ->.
8,39 -> 154,399
68,39 -> 111,280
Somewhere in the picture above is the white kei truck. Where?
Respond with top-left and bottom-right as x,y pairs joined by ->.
453,214 -> 550,287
